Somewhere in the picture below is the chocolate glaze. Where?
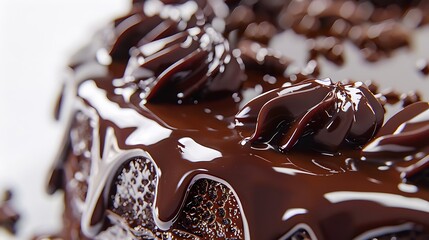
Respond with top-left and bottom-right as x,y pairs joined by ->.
46,0 -> 429,239
53,77 -> 429,239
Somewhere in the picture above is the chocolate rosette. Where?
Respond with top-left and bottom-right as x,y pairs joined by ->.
362,102 -> 429,184
108,0 -> 210,64
235,78 -> 384,152
70,0 -> 204,70
363,102 -> 429,159
122,26 -> 244,103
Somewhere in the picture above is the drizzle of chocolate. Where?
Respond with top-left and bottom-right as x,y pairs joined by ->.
236,78 -> 384,153
120,26 -> 244,103
106,157 -> 245,239
0,190 -> 20,235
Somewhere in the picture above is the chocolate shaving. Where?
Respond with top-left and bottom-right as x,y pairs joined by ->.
380,88 -> 401,104
238,40 -> 290,75
417,59 -> 429,76
401,91 -> 422,107
308,37 -> 345,66
243,21 -> 278,44
278,0 -> 412,62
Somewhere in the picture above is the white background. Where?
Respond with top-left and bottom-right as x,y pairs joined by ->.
0,1 -> 128,239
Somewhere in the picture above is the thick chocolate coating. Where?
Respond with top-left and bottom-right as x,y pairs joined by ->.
46,0 -> 429,239
51,76 -> 429,239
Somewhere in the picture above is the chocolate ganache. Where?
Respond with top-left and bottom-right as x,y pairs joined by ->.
44,0 -> 429,239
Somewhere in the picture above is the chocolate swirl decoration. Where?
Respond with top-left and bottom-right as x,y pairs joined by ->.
112,0 -> 234,62
121,26 -> 244,103
362,102 -> 429,184
69,0 -> 207,70
235,78 -> 384,153
108,0 -> 206,63
363,102 -> 429,159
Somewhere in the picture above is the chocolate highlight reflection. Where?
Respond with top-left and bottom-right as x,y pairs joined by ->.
44,0 -> 429,239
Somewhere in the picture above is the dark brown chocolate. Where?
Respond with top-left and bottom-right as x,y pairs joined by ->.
121,26 -> 244,103
363,101 -> 429,160
236,78 -> 384,152
238,40 -> 290,75
308,37 -> 345,66
46,0 -> 429,239
401,91 -> 422,107
278,0 -> 414,61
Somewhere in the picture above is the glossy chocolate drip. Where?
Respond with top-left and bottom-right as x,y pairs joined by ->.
57,75 -> 429,239
236,78 -> 384,153
106,159 -> 245,239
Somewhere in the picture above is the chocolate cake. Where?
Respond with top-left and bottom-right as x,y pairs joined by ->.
44,0 -> 429,239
